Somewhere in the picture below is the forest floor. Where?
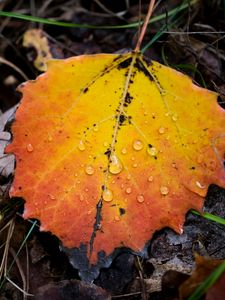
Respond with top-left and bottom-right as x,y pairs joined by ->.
0,0 -> 225,299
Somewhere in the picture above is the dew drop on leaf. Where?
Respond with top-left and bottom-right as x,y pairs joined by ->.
148,176 -> 154,182
147,146 -> 158,156
121,148 -> 127,155
114,216 -> 120,221
26,143 -> 34,152
103,188 -> 113,202
126,187 -> 132,194
109,154 -> 123,174
133,140 -> 143,151
78,140 -> 85,151
160,186 -> 169,195
137,194 -> 144,203
85,165 -> 94,175
158,127 -> 165,134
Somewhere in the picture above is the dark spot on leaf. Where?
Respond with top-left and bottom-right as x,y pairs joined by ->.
119,208 -> 126,215
148,144 -> 153,148
117,58 -> 132,69
104,149 -> 111,158
119,114 -> 126,125
134,59 -> 154,81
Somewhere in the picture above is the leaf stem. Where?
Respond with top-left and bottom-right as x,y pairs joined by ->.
134,0 -> 156,52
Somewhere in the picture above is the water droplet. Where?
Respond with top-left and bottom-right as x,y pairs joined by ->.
158,127 -> 165,134
121,184 -> 124,189
126,187 -> 132,194
48,135 -> 53,142
127,174 -> 131,180
144,111 -> 148,116
197,155 -> 204,164
148,176 -> 154,182
26,143 -> 34,152
172,162 -> 177,168
87,210 -> 91,215
121,148 -> 127,154
171,114 -> 178,121
75,173 -> 78,177
85,188 -> 89,192
80,195 -> 84,201
109,154 -> 123,174
147,147 -> 158,156
196,181 -> 205,189
114,215 -> 120,221
49,194 -> 55,200
103,142 -> 109,147
77,180 -> 81,184
103,188 -> 113,202
137,194 -> 144,203
133,140 -> 143,151
78,140 -> 85,151
85,165 -> 94,175
93,126 -> 99,132
160,186 -> 169,195
131,156 -> 135,161
132,163 -> 138,168
165,112 -> 170,117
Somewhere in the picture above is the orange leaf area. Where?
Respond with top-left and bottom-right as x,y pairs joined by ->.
6,52 -> 225,264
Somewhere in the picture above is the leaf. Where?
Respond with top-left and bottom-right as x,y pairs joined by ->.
5,52 -> 225,265
23,29 -> 53,71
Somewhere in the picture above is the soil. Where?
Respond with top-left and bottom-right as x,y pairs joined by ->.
0,1 -> 225,299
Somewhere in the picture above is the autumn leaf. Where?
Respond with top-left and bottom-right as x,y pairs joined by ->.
23,29 -> 53,71
5,50 -> 225,265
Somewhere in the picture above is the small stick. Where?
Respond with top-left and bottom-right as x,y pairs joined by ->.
134,0 -> 156,52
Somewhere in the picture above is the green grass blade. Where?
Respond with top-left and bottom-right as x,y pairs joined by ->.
0,220 -> 37,290
188,260 -> 225,300
0,0 -> 197,30
191,210 -> 225,226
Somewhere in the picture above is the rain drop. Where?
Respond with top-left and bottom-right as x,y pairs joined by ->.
26,143 -> 34,152
147,147 -> 158,156
114,216 -> 120,221
158,127 -> 165,134
93,126 -> 99,132
80,195 -> 84,201
148,176 -> 154,182
78,140 -> 85,151
85,165 -> 94,175
133,140 -> 143,151
103,142 -> 109,147
103,188 -> 113,202
137,194 -> 144,203
109,154 -> 123,174
127,174 -> 131,180
171,114 -> 178,121
132,163 -> 138,168
126,187 -> 132,194
49,194 -> 55,200
121,148 -> 127,155
160,186 -> 169,195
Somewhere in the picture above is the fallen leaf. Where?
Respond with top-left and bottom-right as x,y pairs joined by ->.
5,52 -> 225,265
179,255 -> 224,299
23,29 -> 53,71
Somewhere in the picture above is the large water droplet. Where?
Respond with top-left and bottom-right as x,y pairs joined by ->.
85,165 -> 94,175
109,154 -> 123,174
126,187 -> 132,194
147,146 -> 158,156
78,140 -> 85,151
137,194 -> 144,203
133,140 -> 143,151
26,143 -> 34,152
93,126 -> 99,132
103,188 -> 113,202
160,186 -> 169,195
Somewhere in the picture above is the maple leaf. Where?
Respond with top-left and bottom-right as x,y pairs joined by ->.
5,50 -> 225,265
